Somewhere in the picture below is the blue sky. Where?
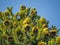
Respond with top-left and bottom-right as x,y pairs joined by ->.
0,0 -> 60,34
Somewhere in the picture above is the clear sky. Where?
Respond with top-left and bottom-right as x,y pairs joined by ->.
0,0 -> 60,35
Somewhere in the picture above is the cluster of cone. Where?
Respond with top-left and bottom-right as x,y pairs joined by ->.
0,5 -> 60,45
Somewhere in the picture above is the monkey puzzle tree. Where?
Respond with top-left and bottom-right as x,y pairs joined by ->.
0,5 -> 60,45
